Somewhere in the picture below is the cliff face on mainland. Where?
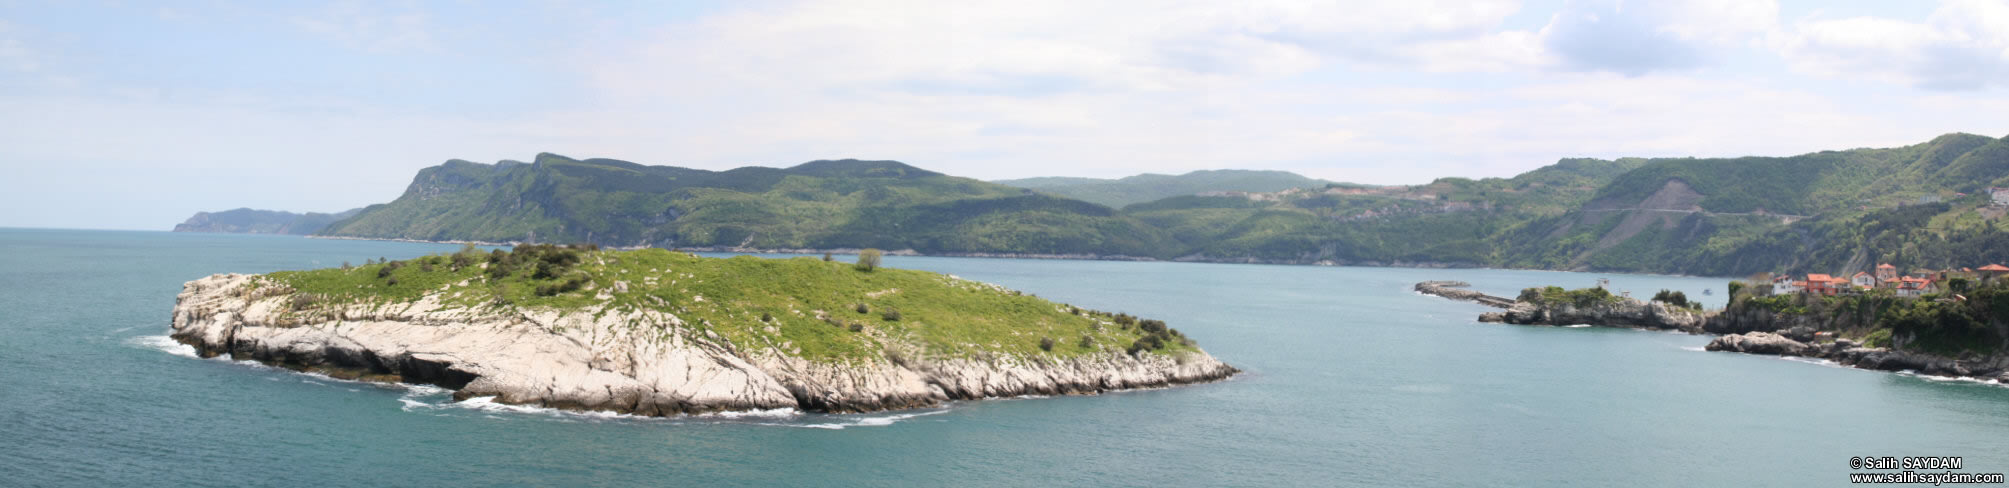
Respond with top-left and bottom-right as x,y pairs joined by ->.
169,264 -> 1236,415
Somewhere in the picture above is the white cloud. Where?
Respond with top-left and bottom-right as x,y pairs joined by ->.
1774,0 -> 2009,90
1535,0 -> 1778,75
0,20 -> 39,73
293,2 -> 437,53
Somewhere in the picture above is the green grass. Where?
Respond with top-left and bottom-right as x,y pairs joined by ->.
263,247 -> 1199,363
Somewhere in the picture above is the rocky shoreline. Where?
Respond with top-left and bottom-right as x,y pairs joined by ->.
170,273 -> 1238,416
1416,281 -> 2007,384
1706,330 -> 2009,382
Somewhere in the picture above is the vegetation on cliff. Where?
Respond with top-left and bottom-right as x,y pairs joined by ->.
263,245 -> 1201,362
1716,280 -> 2009,357
994,169 -> 1334,208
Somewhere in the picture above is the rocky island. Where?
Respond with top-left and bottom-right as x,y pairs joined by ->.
170,245 -> 1236,415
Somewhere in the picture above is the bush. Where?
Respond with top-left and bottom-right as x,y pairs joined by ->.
377,261 -> 403,278
1651,289 -> 1691,308
761,312 -> 774,322
855,248 -> 883,272
1139,319 -> 1168,334
1113,313 -> 1136,327
1039,337 -> 1056,351
848,323 -> 864,332
289,293 -> 323,310
881,309 -> 901,321
1861,328 -> 1893,348
855,303 -> 870,314
823,252 -> 833,262
1078,335 -> 1093,348
535,276 -> 589,296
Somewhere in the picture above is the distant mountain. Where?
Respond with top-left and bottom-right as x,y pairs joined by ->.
318,154 -> 1178,256
173,208 -> 361,235
189,132 -> 2009,276
994,169 -> 1335,208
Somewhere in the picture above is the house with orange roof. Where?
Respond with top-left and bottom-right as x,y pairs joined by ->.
1805,273 -> 1839,295
1874,263 -> 1898,282
1980,264 -> 2009,281
1895,277 -> 1938,298
1850,271 -> 1877,289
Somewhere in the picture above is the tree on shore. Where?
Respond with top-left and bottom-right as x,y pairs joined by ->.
855,249 -> 882,272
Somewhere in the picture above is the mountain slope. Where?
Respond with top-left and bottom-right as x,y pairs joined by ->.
319,154 -> 1180,255
173,208 -> 361,235
270,132 -> 2009,276
995,169 -> 1334,208
1501,133 -> 2009,275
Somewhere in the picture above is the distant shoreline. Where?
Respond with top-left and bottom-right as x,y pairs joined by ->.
287,233 -> 1752,277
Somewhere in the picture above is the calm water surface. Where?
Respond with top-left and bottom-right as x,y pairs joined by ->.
2,228 -> 2004,486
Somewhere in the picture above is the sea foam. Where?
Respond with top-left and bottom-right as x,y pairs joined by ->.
129,335 -> 198,358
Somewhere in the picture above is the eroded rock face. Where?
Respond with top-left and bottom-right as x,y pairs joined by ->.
1485,298 -> 1707,333
1703,332 -> 1809,356
169,274 -> 1237,415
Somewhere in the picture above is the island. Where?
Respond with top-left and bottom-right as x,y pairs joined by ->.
170,245 -> 1237,415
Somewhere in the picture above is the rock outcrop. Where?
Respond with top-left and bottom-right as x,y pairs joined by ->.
1706,332 -> 2009,382
1476,295 -> 1707,333
170,273 -> 1237,415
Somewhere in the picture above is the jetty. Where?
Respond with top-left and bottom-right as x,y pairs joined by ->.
1413,281 -> 1514,308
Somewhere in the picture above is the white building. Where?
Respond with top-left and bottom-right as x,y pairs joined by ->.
1850,271 -> 1876,289
1771,275 -> 1800,295
1993,187 -> 2009,207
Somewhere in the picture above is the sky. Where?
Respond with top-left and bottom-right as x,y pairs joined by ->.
3,0 -> 2009,230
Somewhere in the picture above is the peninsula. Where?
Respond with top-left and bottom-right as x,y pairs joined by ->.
1415,267 -> 2009,383
170,245 -> 1236,415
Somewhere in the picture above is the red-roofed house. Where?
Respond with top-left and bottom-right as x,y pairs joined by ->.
1980,264 -> 2009,281
1875,263 -> 1898,282
1806,274 -> 1838,295
1896,277 -> 1938,298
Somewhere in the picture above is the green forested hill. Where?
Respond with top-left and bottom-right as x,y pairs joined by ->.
309,133 -> 2009,276
994,169 -> 1334,208
319,153 -> 1181,255
173,208 -> 361,235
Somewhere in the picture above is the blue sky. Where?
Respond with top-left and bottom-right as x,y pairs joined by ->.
3,0 -> 2008,230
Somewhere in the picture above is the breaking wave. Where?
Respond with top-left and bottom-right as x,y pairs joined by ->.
129,335 -> 198,358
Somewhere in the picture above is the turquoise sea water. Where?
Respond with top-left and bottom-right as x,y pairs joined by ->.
2,228 -> 2005,487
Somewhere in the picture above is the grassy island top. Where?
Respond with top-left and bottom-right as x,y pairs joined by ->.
261,245 -> 1199,362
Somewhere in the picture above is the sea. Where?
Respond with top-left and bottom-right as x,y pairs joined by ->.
2,228 -> 2005,487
